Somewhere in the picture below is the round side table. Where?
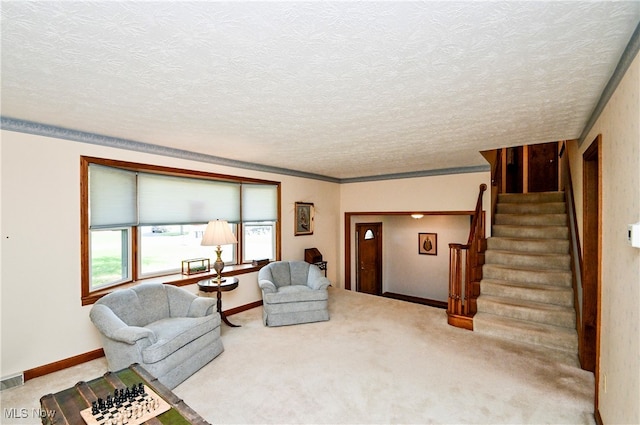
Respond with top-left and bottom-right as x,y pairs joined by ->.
198,276 -> 240,327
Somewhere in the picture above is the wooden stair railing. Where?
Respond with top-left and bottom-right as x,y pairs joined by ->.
447,183 -> 487,330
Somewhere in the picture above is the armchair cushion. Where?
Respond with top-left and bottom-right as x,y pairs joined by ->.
264,285 -> 328,304
143,314 -> 219,363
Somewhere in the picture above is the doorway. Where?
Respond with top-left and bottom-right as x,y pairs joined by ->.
356,222 -> 382,295
505,146 -> 524,193
581,136 -> 601,374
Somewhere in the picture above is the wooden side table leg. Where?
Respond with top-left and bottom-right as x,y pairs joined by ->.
217,286 -> 240,327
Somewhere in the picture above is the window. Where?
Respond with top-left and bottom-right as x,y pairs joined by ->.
81,157 -> 280,304
242,222 -> 276,262
138,224 -> 237,278
90,228 -> 131,289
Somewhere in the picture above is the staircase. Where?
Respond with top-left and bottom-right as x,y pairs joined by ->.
474,191 -> 578,362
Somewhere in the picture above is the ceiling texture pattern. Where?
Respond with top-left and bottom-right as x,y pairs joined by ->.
2,1 -> 639,181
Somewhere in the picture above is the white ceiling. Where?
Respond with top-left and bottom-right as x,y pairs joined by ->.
2,1 -> 639,180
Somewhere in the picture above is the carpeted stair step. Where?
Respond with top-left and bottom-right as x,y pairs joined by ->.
483,264 -> 572,287
476,295 -> 576,328
480,279 -> 574,307
474,312 -> 578,354
474,190 -> 579,360
498,192 -> 565,204
497,202 -> 566,215
485,250 -> 570,270
492,224 -> 568,240
487,237 -> 569,254
494,213 -> 567,226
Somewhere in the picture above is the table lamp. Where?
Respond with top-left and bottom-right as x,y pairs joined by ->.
201,219 -> 238,282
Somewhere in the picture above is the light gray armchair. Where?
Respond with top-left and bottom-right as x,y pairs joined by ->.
258,261 -> 330,327
89,283 -> 223,389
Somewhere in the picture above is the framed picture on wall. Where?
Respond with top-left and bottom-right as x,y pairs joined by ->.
295,202 -> 314,236
418,233 -> 437,255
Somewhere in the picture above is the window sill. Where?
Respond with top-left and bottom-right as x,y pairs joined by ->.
81,263 -> 267,306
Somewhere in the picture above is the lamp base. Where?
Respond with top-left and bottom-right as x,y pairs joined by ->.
213,246 -> 226,283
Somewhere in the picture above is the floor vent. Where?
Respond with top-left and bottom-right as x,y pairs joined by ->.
1,373 -> 24,391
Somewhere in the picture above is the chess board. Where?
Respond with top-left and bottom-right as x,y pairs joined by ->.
40,364 -> 209,425
79,385 -> 170,425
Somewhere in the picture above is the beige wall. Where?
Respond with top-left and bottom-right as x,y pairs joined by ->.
340,172 -> 491,290
0,130 -> 341,377
0,129 -> 491,378
383,214 -> 470,301
569,52 -> 640,423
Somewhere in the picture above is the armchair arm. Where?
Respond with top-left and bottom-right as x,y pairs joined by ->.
110,326 -> 156,345
258,279 -> 278,294
307,266 -> 330,290
165,284 -> 200,317
308,277 -> 330,290
90,304 -> 156,344
187,296 -> 216,317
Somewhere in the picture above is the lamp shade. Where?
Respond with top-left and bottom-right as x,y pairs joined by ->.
201,220 -> 238,246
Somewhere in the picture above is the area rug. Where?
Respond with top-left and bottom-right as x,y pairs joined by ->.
174,287 -> 595,424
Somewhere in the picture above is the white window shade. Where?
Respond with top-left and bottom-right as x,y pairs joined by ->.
138,173 -> 240,224
242,184 -> 278,221
89,165 -> 137,228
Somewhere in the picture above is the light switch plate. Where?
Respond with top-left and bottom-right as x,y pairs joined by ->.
629,223 -> 640,248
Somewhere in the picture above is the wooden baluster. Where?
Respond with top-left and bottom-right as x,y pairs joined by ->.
448,184 -> 487,329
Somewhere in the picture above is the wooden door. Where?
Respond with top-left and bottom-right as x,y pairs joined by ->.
356,223 -> 382,295
528,141 -> 559,192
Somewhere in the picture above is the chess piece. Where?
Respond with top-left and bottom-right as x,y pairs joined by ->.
136,404 -> 143,419
91,401 -> 99,415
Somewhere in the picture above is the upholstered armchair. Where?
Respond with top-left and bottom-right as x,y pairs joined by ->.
258,261 -> 330,327
90,283 -> 223,389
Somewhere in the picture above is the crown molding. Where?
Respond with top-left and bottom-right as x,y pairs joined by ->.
579,21 -> 640,146
340,165 -> 490,183
0,117 -> 340,183
1,117 -> 489,183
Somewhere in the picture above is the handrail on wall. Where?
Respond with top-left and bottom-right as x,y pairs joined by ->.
559,142 -> 584,352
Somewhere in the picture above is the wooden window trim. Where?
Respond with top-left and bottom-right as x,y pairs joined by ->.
80,156 -> 281,305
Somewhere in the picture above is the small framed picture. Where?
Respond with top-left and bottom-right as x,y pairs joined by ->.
419,233 -> 437,255
295,202 -> 314,236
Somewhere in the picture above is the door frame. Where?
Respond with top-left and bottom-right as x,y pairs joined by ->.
582,135 -> 602,399
355,222 -> 383,294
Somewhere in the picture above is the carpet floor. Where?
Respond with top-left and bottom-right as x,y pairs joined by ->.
0,287 -> 595,424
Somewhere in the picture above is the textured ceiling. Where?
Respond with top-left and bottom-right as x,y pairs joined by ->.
1,1 -> 639,180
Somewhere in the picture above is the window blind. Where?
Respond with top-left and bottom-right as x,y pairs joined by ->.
242,184 -> 278,221
138,173 -> 241,224
89,165 -> 137,228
